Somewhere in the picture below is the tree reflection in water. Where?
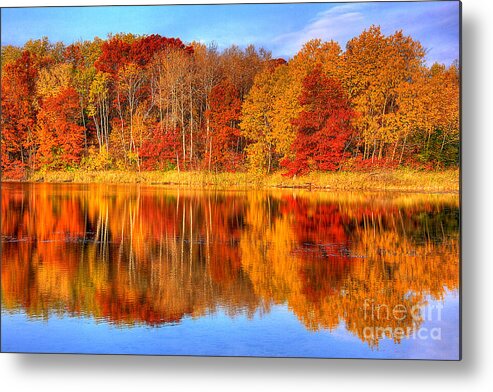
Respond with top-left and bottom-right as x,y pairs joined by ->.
1,183 -> 459,348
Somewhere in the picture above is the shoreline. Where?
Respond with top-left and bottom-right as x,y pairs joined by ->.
2,169 -> 460,193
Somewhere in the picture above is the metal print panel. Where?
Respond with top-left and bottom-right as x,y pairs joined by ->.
0,1 -> 461,359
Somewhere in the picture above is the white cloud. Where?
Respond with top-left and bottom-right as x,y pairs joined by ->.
272,4 -> 367,57
270,2 -> 459,65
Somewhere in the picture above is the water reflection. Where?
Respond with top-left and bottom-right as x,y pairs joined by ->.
1,183 -> 459,350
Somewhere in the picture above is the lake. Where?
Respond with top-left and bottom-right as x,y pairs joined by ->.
0,183 -> 460,359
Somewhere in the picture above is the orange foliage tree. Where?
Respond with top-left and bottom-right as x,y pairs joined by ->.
35,87 -> 85,168
1,51 -> 39,178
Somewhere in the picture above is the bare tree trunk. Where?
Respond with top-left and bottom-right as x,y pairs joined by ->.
391,137 -> 399,161
208,139 -> 212,172
80,98 -> 87,150
189,82 -> 193,165
399,135 -> 408,165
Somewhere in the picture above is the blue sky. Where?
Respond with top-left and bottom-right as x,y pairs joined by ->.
1,1 -> 460,65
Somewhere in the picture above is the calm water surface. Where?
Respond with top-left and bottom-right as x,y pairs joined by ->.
1,183 -> 459,359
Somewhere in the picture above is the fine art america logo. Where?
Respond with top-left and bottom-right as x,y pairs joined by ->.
362,299 -> 444,341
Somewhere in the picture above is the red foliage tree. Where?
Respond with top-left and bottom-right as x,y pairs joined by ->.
205,80 -> 243,172
36,87 -> 85,168
282,66 -> 355,176
129,35 -> 193,66
1,51 -> 39,179
266,58 -> 287,70
94,37 -> 132,75
95,35 -> 193,75
140,125 -> 182,170
63,43 -> 84,68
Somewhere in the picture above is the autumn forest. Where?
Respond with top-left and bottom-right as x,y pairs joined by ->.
1,26 -> 459,181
